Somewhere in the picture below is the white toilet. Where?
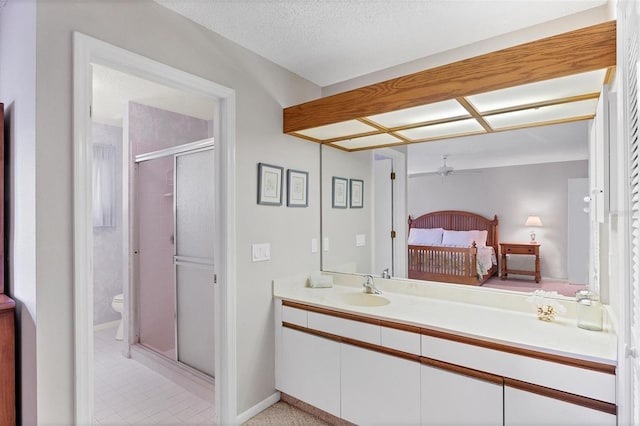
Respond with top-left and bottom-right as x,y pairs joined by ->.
111,293 -> 124,340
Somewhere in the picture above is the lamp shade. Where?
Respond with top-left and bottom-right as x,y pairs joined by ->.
525,215 -> 543,227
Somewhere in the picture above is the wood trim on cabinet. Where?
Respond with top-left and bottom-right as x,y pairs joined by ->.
282,322 -> 420,363
0,295 -> 15,311
283,300 -> 381,326
421,328 -> 615,375
282,300 -> 422,333
0,300 -> 15,425
504,377 -> 617,416
283,21 -> 616,133
281,300 -> 615,375
420,356 -> 504,385
0,103 -> 4,295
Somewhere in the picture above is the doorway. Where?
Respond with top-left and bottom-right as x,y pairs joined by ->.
74,33 -> 237,425
372,148 -> 408,279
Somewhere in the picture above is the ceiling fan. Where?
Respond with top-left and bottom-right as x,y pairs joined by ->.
412,155 -> 482,178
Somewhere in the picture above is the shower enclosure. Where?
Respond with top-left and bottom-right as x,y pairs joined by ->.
134,140 -> 215,377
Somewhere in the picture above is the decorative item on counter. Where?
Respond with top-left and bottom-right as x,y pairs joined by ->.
575,289 -> 603,331
527,290 -> 566,321
307,272 -> 333,288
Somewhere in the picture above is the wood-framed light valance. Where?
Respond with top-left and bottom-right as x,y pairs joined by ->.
283,21 -> 616,151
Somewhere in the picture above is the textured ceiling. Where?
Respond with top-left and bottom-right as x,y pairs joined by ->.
155,0 -> 607,87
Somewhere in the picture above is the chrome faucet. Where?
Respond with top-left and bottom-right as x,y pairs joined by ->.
363,274 -> 382,294
382,268 -> 390,279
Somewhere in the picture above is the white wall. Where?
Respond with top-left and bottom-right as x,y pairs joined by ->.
0,0 -> 38,424
408,160 -> 588,280
321,146 -> 373,274
33,0 -> 321,422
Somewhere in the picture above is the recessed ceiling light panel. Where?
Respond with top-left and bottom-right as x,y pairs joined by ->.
367,100 -> 469,128
296,119 -> 377,140
397,119 -> 485,140
467,69 -> 606,112
330,133 -> 403,150
484,98 -> 598,129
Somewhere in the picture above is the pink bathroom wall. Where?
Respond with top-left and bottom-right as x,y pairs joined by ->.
129,102 -> 212,356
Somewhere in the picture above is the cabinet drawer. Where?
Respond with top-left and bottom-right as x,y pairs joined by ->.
504,245 -> 536,255
381,326 -> 420,355
282,305 -> 308,327
421,335 -> 615,403
308,311 -> 380,345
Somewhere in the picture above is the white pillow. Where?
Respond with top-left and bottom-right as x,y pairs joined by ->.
469,229 -> 488,247
442,230 -> 475,247
408,228 -> 443,246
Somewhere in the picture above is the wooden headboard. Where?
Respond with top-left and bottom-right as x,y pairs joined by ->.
408,210 -> 499,252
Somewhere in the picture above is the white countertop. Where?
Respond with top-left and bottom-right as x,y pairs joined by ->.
273,273 -> 617,365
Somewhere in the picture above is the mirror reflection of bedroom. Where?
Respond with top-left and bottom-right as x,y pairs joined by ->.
321,116 -> 601,299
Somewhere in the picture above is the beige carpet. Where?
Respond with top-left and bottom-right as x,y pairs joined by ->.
482,276 -> 586,297
243,402 -> 329,425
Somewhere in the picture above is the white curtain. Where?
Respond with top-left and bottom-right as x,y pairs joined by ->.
93,144 -> 116,227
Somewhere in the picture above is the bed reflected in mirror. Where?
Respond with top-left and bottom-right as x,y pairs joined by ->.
320,120 -> 594,299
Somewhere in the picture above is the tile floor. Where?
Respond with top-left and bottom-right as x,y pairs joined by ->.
93,327 -> 215,425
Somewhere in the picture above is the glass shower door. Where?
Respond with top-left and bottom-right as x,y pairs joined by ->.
174,147 -> 215,377
137,157 -> 177,359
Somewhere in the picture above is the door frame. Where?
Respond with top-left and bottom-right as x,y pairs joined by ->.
372,147 -> 407,278
73,33 -> 237,424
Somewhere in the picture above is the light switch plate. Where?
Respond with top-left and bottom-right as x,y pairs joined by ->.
323,237 -> 330,252
311,238 -> 318,253
356,234 -> 366,247
252,243 -> 271,262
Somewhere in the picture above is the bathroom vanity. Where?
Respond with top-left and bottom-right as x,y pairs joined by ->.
273,273 -> 617,425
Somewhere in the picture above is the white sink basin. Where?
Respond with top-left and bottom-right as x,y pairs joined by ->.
337,293 -> 390,307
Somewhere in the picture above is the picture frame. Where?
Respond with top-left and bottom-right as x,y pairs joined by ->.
287,169 -> 309,207
332,176 -> 348,208
350,178 -> 364,208
257,163 -> 283,206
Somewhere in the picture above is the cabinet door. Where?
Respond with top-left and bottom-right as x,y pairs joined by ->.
278,327 -> 341,417
421,364 -> 503,425
341,344 -> 420,425
504,386 -> 616,426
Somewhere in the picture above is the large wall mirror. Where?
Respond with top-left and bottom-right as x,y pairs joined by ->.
320,111 -> 609,300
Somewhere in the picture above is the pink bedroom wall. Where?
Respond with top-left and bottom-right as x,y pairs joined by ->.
129,102 -> 211,356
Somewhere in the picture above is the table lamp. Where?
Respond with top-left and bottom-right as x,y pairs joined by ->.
525,215 -> 543,243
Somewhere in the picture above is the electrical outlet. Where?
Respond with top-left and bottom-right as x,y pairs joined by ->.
356,234 -> 366,247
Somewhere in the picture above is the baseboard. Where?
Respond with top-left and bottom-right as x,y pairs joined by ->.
235,391 -> 281,424
93,320 -> 120,331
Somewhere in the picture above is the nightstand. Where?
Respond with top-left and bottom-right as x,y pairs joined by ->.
499,242 -> 541,283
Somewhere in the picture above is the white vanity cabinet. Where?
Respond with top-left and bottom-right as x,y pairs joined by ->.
504,386 -> 616,426
341,344 -> 420,425
278,325 -> 341,417
274,298 -> 617,425
420,363 -> 503,425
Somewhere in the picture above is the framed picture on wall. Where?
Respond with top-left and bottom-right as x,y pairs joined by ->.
332,176 -> 348,208
287,169 -> 309,207
257,163 -> 283,206
350,179 -> 364,208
